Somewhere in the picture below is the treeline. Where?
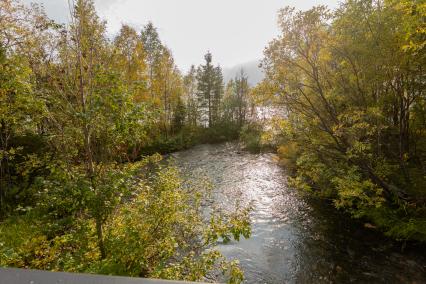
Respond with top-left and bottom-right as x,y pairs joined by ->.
0,0 -> 255,216
261,0 -> 426,241
0,0 -> 251,281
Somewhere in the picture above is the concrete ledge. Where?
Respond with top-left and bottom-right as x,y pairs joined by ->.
0,268 -> 208,284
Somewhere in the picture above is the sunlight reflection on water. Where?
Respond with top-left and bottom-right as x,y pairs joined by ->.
172,142 -> 426,284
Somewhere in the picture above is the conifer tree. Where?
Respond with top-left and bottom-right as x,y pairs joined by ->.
183,65 -> 198,126
196,52 -> 214,127
196,52 -> 223,127
212,65 -> 224,124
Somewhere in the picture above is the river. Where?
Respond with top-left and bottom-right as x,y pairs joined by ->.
171,142 -> 426,284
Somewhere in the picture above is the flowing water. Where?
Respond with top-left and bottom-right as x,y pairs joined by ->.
171,142 -> 426,284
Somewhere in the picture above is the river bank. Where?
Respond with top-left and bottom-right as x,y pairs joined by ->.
173,142 -> 426,283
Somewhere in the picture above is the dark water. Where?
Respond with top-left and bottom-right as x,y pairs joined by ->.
172,143 -> 426,284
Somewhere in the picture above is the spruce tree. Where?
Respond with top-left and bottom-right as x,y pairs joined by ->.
196,52 -> 223,127
183,65 -> 198,126
212,66 -> 224,124
196,52 -> 214,127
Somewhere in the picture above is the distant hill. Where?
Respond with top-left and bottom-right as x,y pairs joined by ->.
222,60 -> 264,86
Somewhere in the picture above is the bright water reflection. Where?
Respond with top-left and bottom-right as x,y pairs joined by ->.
172,143 -> 426,284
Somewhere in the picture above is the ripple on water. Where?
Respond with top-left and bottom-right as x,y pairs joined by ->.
175,142 -> 426,284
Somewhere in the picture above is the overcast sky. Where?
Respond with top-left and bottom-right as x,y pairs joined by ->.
23,0 -> 340,72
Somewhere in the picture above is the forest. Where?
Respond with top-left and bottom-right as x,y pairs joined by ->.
262,0 -> 426,243
0,0 -> 425,283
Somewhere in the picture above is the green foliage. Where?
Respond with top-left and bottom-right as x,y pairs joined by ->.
0,34 -> 47,216
332,168 -> 386,217
199,122 -> 241,144
102,164 -> 250,281
196,52 -> 225,128
0,162 -> 250,283
239,123 -> 264,153
262,0 -> 426,242
0,1 -> 252,282
240,120 -> 282,153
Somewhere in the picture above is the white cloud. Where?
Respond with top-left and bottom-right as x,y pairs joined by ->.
21,0 -> 340,71
22,0 -> 118,23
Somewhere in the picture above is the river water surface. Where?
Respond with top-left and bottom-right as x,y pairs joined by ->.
172,143 -> 426,284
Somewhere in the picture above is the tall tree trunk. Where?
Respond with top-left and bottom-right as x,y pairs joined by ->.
96,217 -> 106,259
